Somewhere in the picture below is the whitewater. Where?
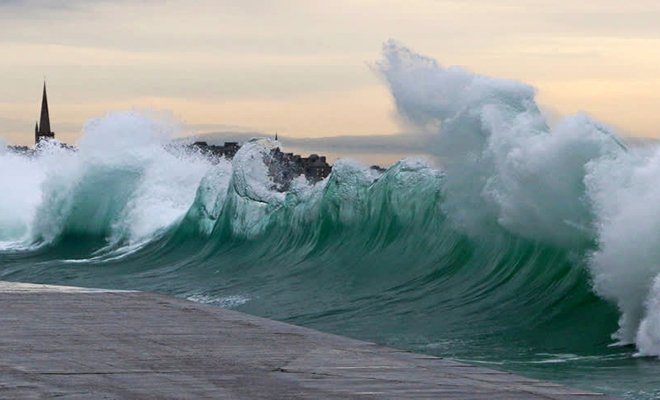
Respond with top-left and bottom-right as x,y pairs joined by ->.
2,41 -> 660,398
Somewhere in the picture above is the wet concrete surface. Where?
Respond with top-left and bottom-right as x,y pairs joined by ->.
0,282 -> 620,399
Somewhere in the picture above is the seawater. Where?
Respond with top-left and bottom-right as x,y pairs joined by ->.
2,41 -> 660,399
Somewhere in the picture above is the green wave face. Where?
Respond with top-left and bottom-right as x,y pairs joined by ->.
4,44 -> 660,398
0,147 -> 628,394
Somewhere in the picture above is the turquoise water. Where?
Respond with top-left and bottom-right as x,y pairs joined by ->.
2,42 -> 660,398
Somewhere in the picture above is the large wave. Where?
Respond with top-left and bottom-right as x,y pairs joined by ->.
1,41 -> 660,387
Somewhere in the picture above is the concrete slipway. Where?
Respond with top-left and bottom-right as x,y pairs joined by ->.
0,281 -> 620,399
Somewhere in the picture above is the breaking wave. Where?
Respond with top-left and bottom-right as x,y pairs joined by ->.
1,41 -> 660,398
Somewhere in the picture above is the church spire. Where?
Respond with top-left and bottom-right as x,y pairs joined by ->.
39,82 -> 51,134
35,81 -> 55,144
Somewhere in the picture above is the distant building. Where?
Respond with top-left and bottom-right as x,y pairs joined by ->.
190,141 -> 240,159
187,141 -> 333,190
301,153 -> 332,181
6,82 -> 73,155
6,145 -> 30,155
35,82 -> 55,144
8,83 -> 337,190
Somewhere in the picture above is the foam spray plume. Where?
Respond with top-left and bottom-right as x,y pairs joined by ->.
378,39 -> 660,359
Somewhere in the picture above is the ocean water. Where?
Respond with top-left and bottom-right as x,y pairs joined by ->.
2,41 -> 660,398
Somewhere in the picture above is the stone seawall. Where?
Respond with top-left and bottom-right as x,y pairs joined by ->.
0,281 -> 619,399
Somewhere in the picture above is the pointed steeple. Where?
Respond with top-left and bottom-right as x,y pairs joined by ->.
35,81 -> 55,144
39,82 -> 51,134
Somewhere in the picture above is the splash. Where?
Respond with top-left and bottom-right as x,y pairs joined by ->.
378,40 -> 624,247
1,112 -> 213,250
0,150 -> 45,247
587,147 -> 660,354
379,40 -> 660,357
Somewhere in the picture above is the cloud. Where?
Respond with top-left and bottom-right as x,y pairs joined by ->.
3,0 -> 660,143
192,130 -> 434,155
0,0 -> 89,13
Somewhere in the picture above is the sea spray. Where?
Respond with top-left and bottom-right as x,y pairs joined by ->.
587,146 -> 660,353
183,159 -> 233,235
218,139 -> 286,238
378,41 -> 660,360
378,40 -> 625,248
30,112 -> 213,249
0,151 -> 45,246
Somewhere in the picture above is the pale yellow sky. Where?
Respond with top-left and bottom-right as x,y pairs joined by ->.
2,0 -> 660,145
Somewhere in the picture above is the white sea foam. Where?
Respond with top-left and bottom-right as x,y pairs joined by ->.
379,40 -> 660,357
189,159 -> 233,235
77,112 -> 212,246
586,146 -> 660,353
1,112 -> 214,250
186,293 -> 251,308
0,150 -> 48,246
225,139 -> 287,238
379,40 -> 624,248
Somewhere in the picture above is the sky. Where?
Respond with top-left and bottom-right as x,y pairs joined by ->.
2,0 -> 660,148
